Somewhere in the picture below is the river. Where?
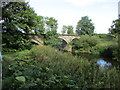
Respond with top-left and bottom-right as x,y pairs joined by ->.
78,54 -> 120,70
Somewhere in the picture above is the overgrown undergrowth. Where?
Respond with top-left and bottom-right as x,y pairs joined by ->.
2,45 -> 120,89
72,34 -> 118,60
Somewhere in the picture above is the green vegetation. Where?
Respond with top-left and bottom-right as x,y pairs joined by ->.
2,46 -> 120,89
76,16 -> 95,35
109,19 -> 120,60
61,25 -> 74,34
2,2 -> 60,51
2,2 -> 41,50
72,34 -> 118,59
109,19 -> 120,34
44,36 -> 62,49
72,35 -> 100,54
1,2 -> 120,89
43,17 -> 62,49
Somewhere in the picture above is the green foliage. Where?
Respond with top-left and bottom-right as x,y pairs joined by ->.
76,16 -> 95,35
2,46 -> 120,89
93,34 -> 119,59
67,26 -> 74,34
43,17 -> 62,49
109,19 -> 120,34
112,46 -> 120,61
61,25 -> 74,34
72,35 -> 100,54
2,48 -> 18,53
2,2 -> 44,50
2,55 -> 14,67
109,19 -> 120,60
95,34 -> 116,39
44,37 -> 62,49
61,25 -> 67,34
44,17 -> 58,33
33,16 -> 45,35
72,34 -> 118,59
92,43 -> 117,56
15,76 -> 26,83
45,29 -> 57,38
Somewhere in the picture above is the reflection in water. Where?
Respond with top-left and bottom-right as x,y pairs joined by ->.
97,59 -> 112,67
78,54 -> 119,69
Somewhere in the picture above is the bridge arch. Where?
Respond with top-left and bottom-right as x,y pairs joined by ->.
61,39 -> 67,48
58,35 -> 80,44
58,35 -> 80,52
29,34 -> 80,52
72,38 -> 79,41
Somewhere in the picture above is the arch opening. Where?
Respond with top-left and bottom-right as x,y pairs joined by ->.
72,38 -> 80,42
59,39 -> 68,49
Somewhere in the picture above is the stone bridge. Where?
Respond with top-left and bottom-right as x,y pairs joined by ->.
29,35 -> 44,45
58,34 -> 80,44
29,34 -> 80,52
58,34 -> 80,52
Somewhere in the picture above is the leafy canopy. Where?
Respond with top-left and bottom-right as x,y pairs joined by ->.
44,17 -> 62,49
61,25 -> 74,34
76,16 -> 95,35
109,19 -> 120,34
2,2 -> 44,50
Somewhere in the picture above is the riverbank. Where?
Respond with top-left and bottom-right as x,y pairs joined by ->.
2,45 -> 120,89
71,34 -> 119,61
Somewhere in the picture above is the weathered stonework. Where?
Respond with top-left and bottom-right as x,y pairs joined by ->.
58,35 -> 80,44
29,35 -> 44,45
29,34 -> 80,52
58,35 -> 80,52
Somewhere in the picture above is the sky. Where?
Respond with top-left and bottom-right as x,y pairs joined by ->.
28,0 -> 119,34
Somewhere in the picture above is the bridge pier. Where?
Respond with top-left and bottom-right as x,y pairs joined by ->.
64,44 -> 72,52
58,35 -> 80,52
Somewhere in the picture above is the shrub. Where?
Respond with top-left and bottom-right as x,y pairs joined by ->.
44,36 -> 62,49
72,34 -> 118,57
72,35 -> 100,54
2,46 -> 120,89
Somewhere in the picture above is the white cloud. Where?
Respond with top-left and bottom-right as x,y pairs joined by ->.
64,0 -> 108,6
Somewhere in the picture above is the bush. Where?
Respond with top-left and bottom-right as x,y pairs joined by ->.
112,46 -> 120,61
3,33 -> 32,51
2,46 -> 120,89
44,37 -> 62,49
2,48 -> 18,53
72,35 -> 100,54
72,34 -> 118,57
95,34 -> 116,40
91,40 -> 118,56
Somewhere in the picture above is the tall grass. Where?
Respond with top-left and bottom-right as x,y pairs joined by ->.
2,45 -> 120,89
29,45 -> 120,88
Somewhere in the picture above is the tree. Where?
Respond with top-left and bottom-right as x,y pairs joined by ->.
44,17 -> 62,49
109,19 -> 120,60
33,16 -> 45,35
61,25 -> 74,34
76,16 -> 94,35
67,25 -> 74,34
61,25 -> 67,34
44,17 -> 58,38
2,2 -> 42,50
44,17 -> 57,34
109,19 -> 120,34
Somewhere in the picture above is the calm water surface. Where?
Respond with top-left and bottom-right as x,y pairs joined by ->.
97,59 -> 112,67
78,54 -> 120,70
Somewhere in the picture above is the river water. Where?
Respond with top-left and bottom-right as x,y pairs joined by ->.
78,54 -> 120,70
